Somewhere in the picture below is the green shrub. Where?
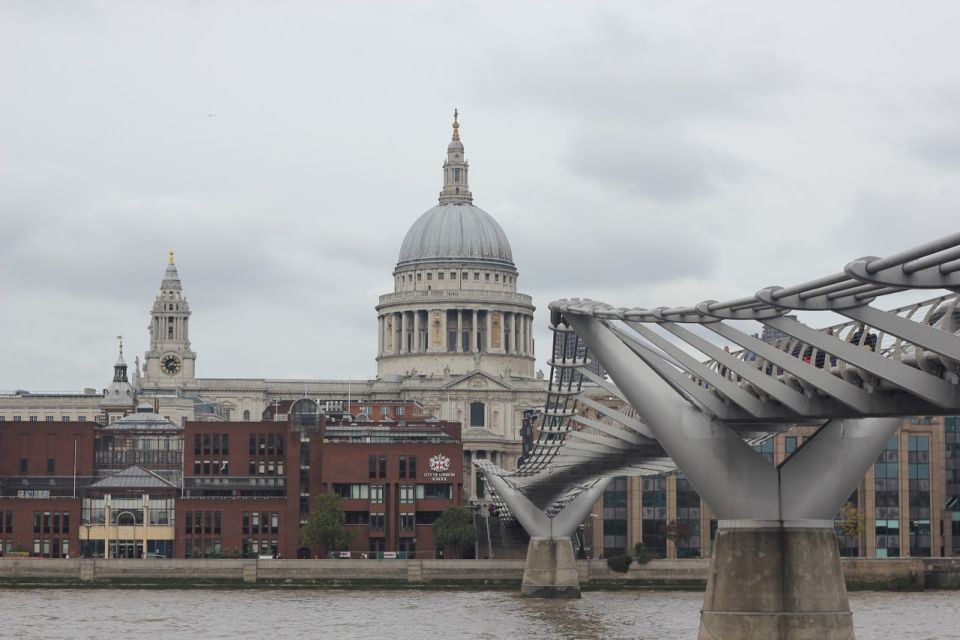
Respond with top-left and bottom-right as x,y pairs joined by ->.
606,554 -> 633,573
633,542 -> 655,564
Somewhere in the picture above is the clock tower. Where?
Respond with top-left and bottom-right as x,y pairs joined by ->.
143,251 -> 197,389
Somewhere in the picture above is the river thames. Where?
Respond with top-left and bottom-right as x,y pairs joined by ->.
3,588 -> 959,639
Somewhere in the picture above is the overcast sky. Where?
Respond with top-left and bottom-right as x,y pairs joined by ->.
1,1 -> 958,391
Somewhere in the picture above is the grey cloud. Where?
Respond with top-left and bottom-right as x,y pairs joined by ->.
563,127 -> 745,200
478,9 -> 799,124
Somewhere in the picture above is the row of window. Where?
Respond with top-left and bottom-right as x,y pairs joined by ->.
366,456 -> 421,479
343,511 -> 440,527
33,511 -> 70,534
400,271 -> 514,284
0,416 -> 87,422
194,433 -> 230,456
332,483 -> 453,501
242,511 -> 280,535
248,433 -> 285,457
184,511 -> 221,535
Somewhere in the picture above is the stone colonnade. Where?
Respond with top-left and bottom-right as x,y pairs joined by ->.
378,308 -> 534,358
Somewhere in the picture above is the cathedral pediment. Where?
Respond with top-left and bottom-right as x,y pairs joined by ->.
440,370 -> 515,392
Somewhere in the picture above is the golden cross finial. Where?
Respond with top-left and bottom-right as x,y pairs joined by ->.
117,335 -> 123,357
453,108 -> 458,124
168,250 -> 175,265
451,108 -> 460,140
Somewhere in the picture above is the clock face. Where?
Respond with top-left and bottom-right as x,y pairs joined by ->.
161,354 -> 182,375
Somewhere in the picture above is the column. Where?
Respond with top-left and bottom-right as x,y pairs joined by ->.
518,315 -> 524,356
400,311 -> 409,354
471,309 -> 478,352
394,312 -> 402,355
498,311 -> 506,353
526,315 -> 532,355
441,308 -> 448,352
413,310 -> 421,353
510,312 -> 517,354
378,316 -> 384,356
485,312 -> 492,354
457,310 -> 463,353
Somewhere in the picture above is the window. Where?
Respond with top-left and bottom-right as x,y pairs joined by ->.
410,456 -> 417,478
185,511 -> 193,534
345,511 -> 369,525
29,416 -> 38,422
484,273 -> 490,281
370,485 -> 384,503
438,272 -> 444,280
470,402 -> 485,427
416,484 -> 453,500
249,434 -> 256,456
495,274 -> 499,282
19,459 -> 27,475
396,406 -> 405,417
474,272 -> 479,280
242,512 -> 249,534
369,455 -> 377,479
222,434 -> 229,455
243,410 -> 250,421
78,416 -> 86,422
426,272 -> 432,281
400,513 -> 415,530
399,456 -> 407,479
47,458 -> 55,474
194,435 -> 202,455
450,272 -> 456,280
14,416 -> 22,422
462,272 -> 468,280
369,513 -> 385,531
417,273 -> 422,281
378,455 -> 387,478
400,485 -> 415,504
45,416 -> 53,422
333,484 -> 369,500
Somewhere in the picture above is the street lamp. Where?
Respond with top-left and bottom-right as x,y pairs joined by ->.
82,522 -> 92,558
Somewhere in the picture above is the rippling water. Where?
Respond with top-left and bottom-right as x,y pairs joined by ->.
4,588 -> 959,640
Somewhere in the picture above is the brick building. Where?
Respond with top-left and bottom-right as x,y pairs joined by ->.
0,400 -> 463,559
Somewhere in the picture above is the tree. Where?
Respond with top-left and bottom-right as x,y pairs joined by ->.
432,506 -> 476,558
660,519 -> 693,556
835,501 -> 864,556
300,493 -> 352,553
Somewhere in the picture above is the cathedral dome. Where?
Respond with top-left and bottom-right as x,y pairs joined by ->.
397,202 -> 514,269
396,111 -> 514,271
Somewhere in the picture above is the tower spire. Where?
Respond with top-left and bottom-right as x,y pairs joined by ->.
439,109 -> 472,204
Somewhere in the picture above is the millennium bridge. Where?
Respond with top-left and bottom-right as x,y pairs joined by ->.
476,232 -> 960,639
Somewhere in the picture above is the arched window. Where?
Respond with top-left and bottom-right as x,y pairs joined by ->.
470,402 -> 485,427
243,410 -> 250,421
290,399 -> 319,430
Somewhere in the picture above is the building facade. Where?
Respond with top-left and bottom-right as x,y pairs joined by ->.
0,401 -> 463,559
584,416 -> 960,560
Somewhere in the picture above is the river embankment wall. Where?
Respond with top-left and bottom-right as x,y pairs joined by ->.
0,557 -> 957,590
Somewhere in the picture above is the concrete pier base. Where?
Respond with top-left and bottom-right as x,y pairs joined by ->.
699,522 -> 854,640
520,537 -> 581,598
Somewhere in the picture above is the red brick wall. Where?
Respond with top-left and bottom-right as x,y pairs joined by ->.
0,497 -> 82,557
0,423 -> 95,477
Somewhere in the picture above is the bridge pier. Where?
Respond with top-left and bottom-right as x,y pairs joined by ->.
480,469 -> 610,598
700,521 -> 853,640
521,537 -> 581,598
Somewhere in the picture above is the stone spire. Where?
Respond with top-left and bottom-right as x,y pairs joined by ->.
163,250 -> 182,291
439,109 -> 473,204
103,335 -> 135,410
113,336 -> 128,382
